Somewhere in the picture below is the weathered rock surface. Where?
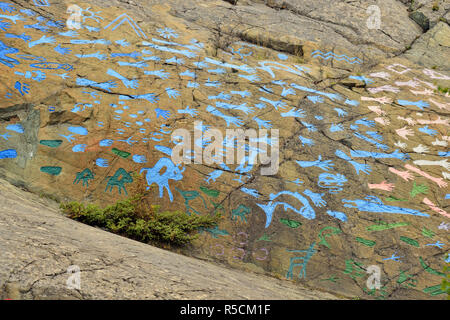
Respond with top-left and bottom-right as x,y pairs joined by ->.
404,21 -> 450,70
169,0 -> 422,68
0,0 -> 449,300
409,11 -> 430,32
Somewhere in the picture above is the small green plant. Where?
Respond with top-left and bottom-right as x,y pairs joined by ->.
60,174 -> 220,247
437,86 -> 449,94
61,199 -> 220,246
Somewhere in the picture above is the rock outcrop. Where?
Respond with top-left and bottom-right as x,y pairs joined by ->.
0,0 -> 448,299
0,178 -> 340,299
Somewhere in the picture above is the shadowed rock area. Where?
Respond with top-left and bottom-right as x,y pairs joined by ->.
0,0 -> 449,300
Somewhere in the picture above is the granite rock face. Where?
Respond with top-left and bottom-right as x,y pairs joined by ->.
0,0 -> 449,299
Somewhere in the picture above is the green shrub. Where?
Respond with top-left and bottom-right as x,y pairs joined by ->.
60,174 -> 220,247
